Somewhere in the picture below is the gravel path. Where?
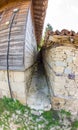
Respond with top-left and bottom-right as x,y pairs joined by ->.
0,107 -> 78,130
0,97 -> 78,130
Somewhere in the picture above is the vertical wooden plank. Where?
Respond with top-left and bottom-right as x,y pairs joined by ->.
25,8 -> 37,69
0,1 -> 30,70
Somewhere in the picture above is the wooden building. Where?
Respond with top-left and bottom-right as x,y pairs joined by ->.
0,0 -> 48,104
0,0 -> 48,70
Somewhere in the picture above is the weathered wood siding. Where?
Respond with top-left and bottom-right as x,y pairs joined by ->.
0,1 -> 31,70
25,8 -> 37,69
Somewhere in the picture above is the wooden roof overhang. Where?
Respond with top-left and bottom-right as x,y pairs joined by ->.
32,0 -> 48,44
0,0 -> 48,44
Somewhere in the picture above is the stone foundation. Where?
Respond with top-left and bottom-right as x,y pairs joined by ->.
0,67 -> 33,104
43,46 -> 78,114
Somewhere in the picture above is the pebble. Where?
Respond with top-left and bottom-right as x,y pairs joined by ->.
0,109 -> 77,130
31,110 -> 40,116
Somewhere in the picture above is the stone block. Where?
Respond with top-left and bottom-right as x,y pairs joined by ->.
4,71 -> 14,82
53,86 -> 68,96
52,97 -> 65,110
52,97 -> 78,115
74,50 -> 78,55
55,61 -> 67,67
53,66 -> 64,74
11,82 -> 26,94
64,67 -> 72,74
52,77 -> 68,97
0,68 -> 33,106
64,49 -> 74,56
54,76 -> 66,83
73,58 -> 78,66
0,81 -> 9,90
74,89 -> 78,98
64,99 -> 78,115
2,90 -> 10,98
65,80 -> 77,96
75,79 -> 78,87
11,82 -> 27,104
52,53 -> 66,60
0,71 -> 4,81
53,80 -> 65,89
66,57 -> 73,63
14,72 -> 25,82
4,71 -> 8,81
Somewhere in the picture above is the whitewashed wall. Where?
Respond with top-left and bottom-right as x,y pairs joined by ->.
25,8 -> 37,69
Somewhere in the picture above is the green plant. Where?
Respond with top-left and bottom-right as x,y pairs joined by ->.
0,97 -> 77,130
0,98 -> 6,114
2,96 -> 26,113
42,109 -> 60,128
71,120 -> 78,130
46,23 -> 53,32
60,109 -> 71,117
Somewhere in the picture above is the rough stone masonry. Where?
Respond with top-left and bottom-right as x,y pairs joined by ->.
1,28 -> 78,114
43,30 -> 78,115
0,67 -> 33,104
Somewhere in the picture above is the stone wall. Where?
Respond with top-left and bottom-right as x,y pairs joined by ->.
0,67 -> 33,104
43,45 -> 78,114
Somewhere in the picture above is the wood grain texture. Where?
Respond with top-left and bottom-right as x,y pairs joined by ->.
25,8 -> 37,70
0,1 -> 30,70
0,0 -> 48,45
